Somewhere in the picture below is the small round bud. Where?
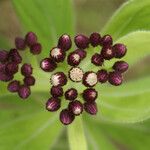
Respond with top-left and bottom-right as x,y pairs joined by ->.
0,72 -> 13,82
21,63 -> 33,77
84,102 -> 97,115
65,88 -> 78,101
51,86 -> 63,97
82,71 -> 98,87
0,50 -> 9,62
97,69 -> 108,83
67,52 -> 81,66
60,109 -> 75,125
9,49 -> 22,64
101,34 -> 113,46
40,58 -> 57,72
69,67 -> 84,82
113,61 -> 129,73
58,34 -> 72,51
83,88 -> 98,102
0,64 -> 6,72
46,97 -> 61,112
51,72 -> 67,86
25,32 -> 37,46
15,37 -> 26,50
101,46 -> 114,60
74,49 -> 87,59
50,47 -> 65,62
113,43 -> 127,58
18,85 -> 31,99
74,34 -> 89,49
7,80 -> 20,92
91,53 -> 104,66
30,43 -> 42,55
90,32 -> 101,47
68,100 -> 83,116
23,76 -> 35,86
5,62 -> 18,75
108,71 -> 123,86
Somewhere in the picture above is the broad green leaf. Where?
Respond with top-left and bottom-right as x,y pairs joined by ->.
102,0 -> 150,40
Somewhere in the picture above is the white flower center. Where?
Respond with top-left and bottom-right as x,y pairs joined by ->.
73,54 -> 80,61
51,48 -> 61,58
51,74 -> 60,86
74,107 -> 81,115
86,73 -> 97,86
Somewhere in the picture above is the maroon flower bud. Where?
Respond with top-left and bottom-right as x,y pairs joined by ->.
51,72 -> 67,86
83,88 -> 98,102
74,34 -> 89,49
0,63 -> 6,72
84,102 -> 97,115
5,62 -> 18,75
50,47 -> 65,62
30,43 -> 42,55
108,71 -> 123,86
101,46 -> 114,60
68,100 -> 83,116
100,34 -> 113,46
82,71 -> 98,87
15,37 -> 26,50
67,52 -> 81,66
65,88 -> 78,101
58,34 -> 72,51
74,49 -> 87,59
113,61 -> 129,73
46,97 -> 61,112
0,72 -> 13,82
9,49 -> 22,64
51,86 -> 63,97
59,109 -> 75,125
23,76 -> 35,86
113,43 -> 127,58
21,63 -> 33,77
90,32 -> 101,47
97,69 -> 108,83
25,32 -> 37,46
91,53 -> 104,66
7,80 -> 20,92
40,58 -> 57,72
18,85 -> 31,99
0,50 -> 9,62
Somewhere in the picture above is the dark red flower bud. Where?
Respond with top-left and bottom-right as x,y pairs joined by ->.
15,37 -> 26,50
101,34 -> 113,46
113,43 -> 127,58
18,85 -> 31,99
0,63 -> 6,72
108,71 -> 123,86
60,109 -> 75,125
30,43 -> 42,55
58,34 -> 72,51
9,49 -> 22,64
0,50 -> 9,62
67,52 -> 81,66
50,47 -> 65,62
74,49 -> 87,59
82,71 -> 98,87
5,62 -> 18,75
25,32 -> 37,46
23,76 -> 35,86
51,72 -> 67,86
83,88 -> 98,102
46,97 -> 61,112
74,34 -> 89,49
97,69 -> 108,83
91,53 -> 104,66
7,80 -> 20,92
84,102 -> 97,115
68,100 -> 83,116
113,61 -> 129,73
50,86 -> 63,97
40,58 -> 57,72
0,72 -> 13,82
101,46 -> 114,60
65,88 -> 78,101
90,32 -> 101,47
21,63 -> 33,77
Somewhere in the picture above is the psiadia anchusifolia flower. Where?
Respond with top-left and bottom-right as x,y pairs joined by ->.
101,46 -> 114,60
97,69 -> 108,83
100,34 -> 113,46
74,49 -> 87,59
90,32 -> 101,47
113,61 -> 129,73
0,50 -> 9,62
18,85 -> 31,99
91,53 -> 104,66
84,102 -> 98,115
24,76 -> 35,86
9,49 -> 22,64
30,43 -> 42,55
65,88 -> 78,101
15,37 -> 26,50
21,63 -> 33,77
67,52 -> 81,66
51,86 -> 63,97
25,32 -> 37,46
7,80 -> 20,92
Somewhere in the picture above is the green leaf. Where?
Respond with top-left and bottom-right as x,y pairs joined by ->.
102,0 -> 150,40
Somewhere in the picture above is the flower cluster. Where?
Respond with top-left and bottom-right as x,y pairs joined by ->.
0,32 -> 42,99
41,33 -> 129,125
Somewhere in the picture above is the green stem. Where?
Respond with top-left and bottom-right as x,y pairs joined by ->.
67,117 -> 87,150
